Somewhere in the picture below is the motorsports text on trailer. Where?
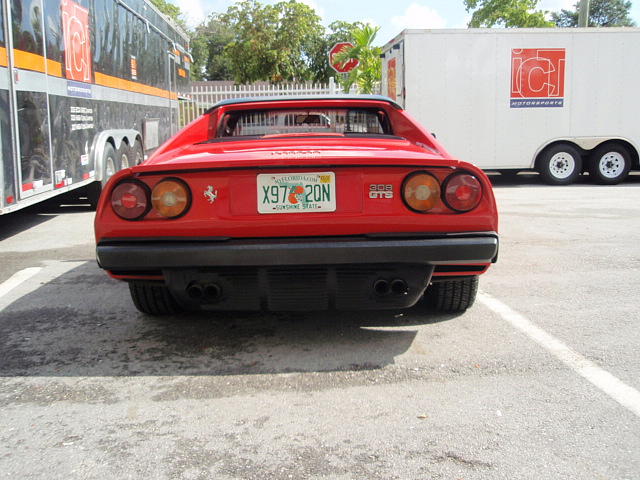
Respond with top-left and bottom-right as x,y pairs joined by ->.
0,0 -> 191,215
382,28 -> 640,185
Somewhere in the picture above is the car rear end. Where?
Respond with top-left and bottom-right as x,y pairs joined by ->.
94,97 -> 499,314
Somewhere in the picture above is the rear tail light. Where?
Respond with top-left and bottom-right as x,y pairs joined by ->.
402,172 -> 441,212
151,178 -> 191,218
111,180 -> 150,220
443,173 -> 482,212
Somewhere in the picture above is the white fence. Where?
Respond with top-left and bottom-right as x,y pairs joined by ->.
179,77 -> 354,127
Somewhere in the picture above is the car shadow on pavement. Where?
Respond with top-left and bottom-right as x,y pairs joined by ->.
0,262 -> 460,378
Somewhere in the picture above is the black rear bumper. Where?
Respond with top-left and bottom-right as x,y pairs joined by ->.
96,232 -> 499,271
97,233 -> 497,311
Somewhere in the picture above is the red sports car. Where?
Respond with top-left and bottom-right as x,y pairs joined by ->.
95,96 -> 498,315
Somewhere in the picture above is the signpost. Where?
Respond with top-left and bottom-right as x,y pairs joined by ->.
328,42 -> 359,73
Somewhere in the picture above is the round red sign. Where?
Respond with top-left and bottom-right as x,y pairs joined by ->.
328,42 -> 359,73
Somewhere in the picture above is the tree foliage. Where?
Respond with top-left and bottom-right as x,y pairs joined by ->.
219,0 -> 324,83
190,16 -> 234,81
332,24 -> 382,94
551,0 -> 636,27
464,0 -> 554,27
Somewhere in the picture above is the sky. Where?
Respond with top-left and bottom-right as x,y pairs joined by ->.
175,0 -> 640,45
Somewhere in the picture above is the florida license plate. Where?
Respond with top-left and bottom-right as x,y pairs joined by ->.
257,172 -> 336,214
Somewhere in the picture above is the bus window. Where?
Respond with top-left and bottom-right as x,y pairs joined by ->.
11,0 -> 44,55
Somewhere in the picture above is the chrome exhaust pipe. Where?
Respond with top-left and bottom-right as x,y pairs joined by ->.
373,279 -> 390,296
186,282 -> 204,299
391,279 -> 408,295
204,283 -> 222,300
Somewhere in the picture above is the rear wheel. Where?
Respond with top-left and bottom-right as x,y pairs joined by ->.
129,281 -> 183,315
589,143 -> 631,185
425,276 -> 479,313
538,144 -> 582,185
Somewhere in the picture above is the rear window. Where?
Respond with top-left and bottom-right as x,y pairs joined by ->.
216,108 -> 392,138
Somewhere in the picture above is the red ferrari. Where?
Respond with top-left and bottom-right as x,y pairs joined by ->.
95,96 -> 499,315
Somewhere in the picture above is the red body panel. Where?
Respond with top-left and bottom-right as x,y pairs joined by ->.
95,97 -> 498,262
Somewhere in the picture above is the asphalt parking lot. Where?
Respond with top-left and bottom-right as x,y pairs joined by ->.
1,173 -> 639,479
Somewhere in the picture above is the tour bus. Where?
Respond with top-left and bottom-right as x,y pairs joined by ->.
0,0 -> 190,214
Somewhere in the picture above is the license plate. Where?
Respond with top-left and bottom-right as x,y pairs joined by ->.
257,172 -> 336,214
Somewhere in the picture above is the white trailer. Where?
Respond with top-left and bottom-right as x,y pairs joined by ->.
381,28 -> 640,185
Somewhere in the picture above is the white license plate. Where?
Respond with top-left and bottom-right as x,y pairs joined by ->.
257,172 -> 336,214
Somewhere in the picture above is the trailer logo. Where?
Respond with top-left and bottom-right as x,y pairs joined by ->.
61,0 -> 92,83
511,49 -> 565,108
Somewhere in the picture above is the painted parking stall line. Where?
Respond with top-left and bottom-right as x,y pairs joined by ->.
0,268 -> 42,300
0,262 -> 86,311
479,292 -> 640,418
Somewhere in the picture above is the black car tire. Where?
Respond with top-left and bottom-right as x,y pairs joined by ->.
537,143 -> 582,185
588,143 -> 632,185
425,276 -> 479,313
129,281 -> 183,315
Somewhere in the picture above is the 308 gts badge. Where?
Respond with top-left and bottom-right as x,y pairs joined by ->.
369,184 -> 393,199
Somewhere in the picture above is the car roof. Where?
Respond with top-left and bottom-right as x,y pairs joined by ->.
204,95 -> 403,114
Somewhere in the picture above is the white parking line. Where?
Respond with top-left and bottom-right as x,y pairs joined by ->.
479,292 -> 640,418
0,267 -> 42,299
0,261 -> 86,311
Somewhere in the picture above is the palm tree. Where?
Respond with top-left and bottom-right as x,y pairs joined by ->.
333,24 -> 382,94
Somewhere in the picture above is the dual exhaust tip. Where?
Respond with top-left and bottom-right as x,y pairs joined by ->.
374,278 -> 408,296
186,282 -> 222,301
187,279 -> 407,301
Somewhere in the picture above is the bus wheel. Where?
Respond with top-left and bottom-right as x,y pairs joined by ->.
538,144 -> 582,185
88,143 -> 117,209
117,142 -> 131,169
131,139 -> 144,165
589,143 -> 631,185
103,143 -> 117,185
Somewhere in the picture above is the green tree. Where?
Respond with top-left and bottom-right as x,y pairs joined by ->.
464,0 -> 555,27
220,0 -> 324,83
551,0 -> 636,27
332,24 -> 382,94
190,16 -> 234,81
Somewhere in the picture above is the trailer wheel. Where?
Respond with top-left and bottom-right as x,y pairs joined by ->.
131,139 -> 144,165
117,142 -> 131,169
424,276 -> 479,313
129,281 -> 183,315
102,143 -> 117,186
538,144 -> 582,185
87,143 -> 117,208
588,143 -> 631,185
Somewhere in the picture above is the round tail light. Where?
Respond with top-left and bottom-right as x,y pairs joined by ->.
151,178 -> 191,218
111,180 -> 150,220
443,173 -> 482,212
402,172 -> 441,212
